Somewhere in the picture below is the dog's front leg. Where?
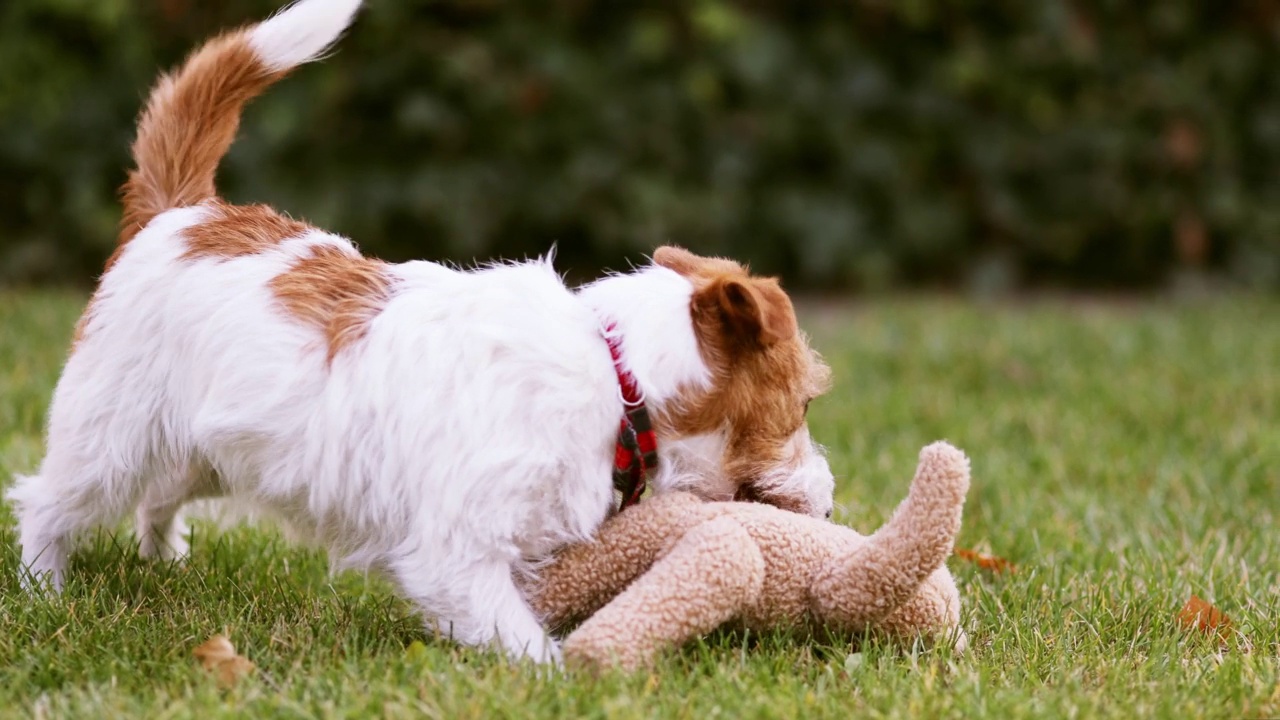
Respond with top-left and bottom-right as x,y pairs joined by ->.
399,558 -> 561,665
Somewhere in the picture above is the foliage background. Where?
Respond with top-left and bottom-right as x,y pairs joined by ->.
1,0 -> 1278,290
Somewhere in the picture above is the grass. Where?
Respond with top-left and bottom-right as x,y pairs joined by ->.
0,289 -> 1277,719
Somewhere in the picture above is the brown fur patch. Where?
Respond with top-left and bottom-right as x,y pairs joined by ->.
183,201 -> 310,259
70,307 -> 92,351
652,246 -> 832,511
270,245 -> 393,363
74,201 -> 311,353
114,30 -> 281,267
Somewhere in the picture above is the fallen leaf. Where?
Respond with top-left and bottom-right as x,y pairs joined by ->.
193,634 -> 255,687
953,547 -> 1015,574
1177,595 -> 1232,641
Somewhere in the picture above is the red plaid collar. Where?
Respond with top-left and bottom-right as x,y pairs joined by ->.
602,322 -> 658,512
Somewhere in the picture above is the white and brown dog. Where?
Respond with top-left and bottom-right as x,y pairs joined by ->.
7,0 -> 832,662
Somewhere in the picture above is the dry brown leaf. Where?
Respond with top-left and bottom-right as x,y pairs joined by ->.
193,634 -> 255,687
1177,595 -> 1233,640
953,547 -> 1015,574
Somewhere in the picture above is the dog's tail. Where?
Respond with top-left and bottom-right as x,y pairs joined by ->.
810,442 -> 970,628
118,0 -> 362,244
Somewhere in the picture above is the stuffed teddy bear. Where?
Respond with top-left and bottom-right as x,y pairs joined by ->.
522,442 -> 971,670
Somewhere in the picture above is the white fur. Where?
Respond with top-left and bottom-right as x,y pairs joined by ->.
771,427 -> 836,518
249,0 -> 363,72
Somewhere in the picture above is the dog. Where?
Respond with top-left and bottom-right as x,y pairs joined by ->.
6,0 -> 833,662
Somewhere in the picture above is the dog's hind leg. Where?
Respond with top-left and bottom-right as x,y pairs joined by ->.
8,454 -> 149,592
136,499 -> 189,562
135,459 -> 220,562
7,473 -> 72,591
7,371 -> 164,591
394,555 -> 560,664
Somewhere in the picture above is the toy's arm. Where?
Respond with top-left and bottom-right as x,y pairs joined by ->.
562,515 -> 764,671
524,491 -> 713,631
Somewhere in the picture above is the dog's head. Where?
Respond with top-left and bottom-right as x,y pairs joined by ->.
648,246 -> 834,517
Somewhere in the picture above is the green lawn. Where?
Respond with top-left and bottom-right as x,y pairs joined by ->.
1,289 -> 1277,719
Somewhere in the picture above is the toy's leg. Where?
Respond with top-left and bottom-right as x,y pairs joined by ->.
873,568 -> 967,653
526,491 -> 714,631
562,516 -> 763,672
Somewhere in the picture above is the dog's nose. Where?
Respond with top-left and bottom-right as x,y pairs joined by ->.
824,508 -> 833,520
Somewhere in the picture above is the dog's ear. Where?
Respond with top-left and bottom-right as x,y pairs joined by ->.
653,246 -> 702,276
654,246 -> 745,278
696,276 -> 797,348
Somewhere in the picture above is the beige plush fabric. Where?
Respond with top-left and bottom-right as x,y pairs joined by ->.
523,442 -> 971,671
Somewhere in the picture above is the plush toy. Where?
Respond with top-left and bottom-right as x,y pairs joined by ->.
522,442 -> 971,670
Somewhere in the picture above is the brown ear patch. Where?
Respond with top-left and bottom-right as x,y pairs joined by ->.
270,245 -> 393,363
652,246 -> 703,276
183,201 -> 310,260
700,277 -> 798,349
660,277 -> 815,447
654,246 -> 798,349
691,275 -> 798,352
653,246 -> 745,278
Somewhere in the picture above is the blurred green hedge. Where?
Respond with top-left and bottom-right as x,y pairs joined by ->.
2,0 -> 1278,290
